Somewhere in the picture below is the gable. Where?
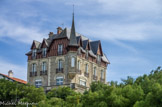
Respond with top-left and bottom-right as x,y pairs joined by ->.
41,40 -> 47,48
97,42 -> 103,56
31,42 -> 36,49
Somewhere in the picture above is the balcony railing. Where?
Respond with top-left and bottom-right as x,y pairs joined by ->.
40,70 -> 47,76
93,75 -> 98,80
56,68 -> 64,73
30,72 -> 37,77
84,72 -> 89,77
57,51 -> 63,55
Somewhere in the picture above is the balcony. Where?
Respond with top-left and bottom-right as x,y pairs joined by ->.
56,68 -> 64,73
93,75 -> 98,80
30,72 -> 37,77
40,70 -> 47,76
57,51 -> 63,55
84,72 -> 89,77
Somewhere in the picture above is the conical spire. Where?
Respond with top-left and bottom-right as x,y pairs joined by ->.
69,12 -> 78,46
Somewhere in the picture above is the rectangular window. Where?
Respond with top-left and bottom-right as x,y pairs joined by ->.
80,79 -> 86,86
42,62 -> 46,71
32,49 -> 37,58
71,57 -> 75,67
42,48 -> 47,57
35,80 -> 42,88
58,60 -> 62,69
58,44 -> 63,55
32,63 -> 36,72
85,64 -> 88,73
56,77 -> 63,85
101,70 -> 104,79
77,61 -> 80,70
94,67 -> 96,76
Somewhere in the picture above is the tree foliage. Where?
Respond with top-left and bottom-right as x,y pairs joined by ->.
0,67 -> 162,107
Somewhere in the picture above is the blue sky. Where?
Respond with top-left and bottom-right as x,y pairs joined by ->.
0,0 -> 162,82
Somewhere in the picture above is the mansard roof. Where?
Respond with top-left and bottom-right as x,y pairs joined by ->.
90,40 -> 100,55
27,29 -> 109,63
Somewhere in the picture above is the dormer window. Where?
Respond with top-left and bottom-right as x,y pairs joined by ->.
97,55 -> 101,62
32,49 -> 37,58
42,48 -> 47,57
58,44 -> 63,55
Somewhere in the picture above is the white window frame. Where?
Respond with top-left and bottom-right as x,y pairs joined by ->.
32,63 -> 36,72
42,62 -> 46,71
35,79 -> 42,88
56,76 -> 63,85
71,57 -> 75,67
80,79 -> 86,86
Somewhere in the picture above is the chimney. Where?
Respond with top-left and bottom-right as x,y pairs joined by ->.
8,70 -> 13,78
48,32 -> 54,38
57,27 -> 62,35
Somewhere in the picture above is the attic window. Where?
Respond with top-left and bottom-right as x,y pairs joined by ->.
42,48 -> 47,57
32,49 -> 37,58
58,44 -> 63,55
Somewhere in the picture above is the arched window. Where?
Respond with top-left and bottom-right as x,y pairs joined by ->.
71,57 -> 75,67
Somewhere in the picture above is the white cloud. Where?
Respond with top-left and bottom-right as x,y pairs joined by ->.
106,55 -> 153,82
97,0 -> 162,16
0,18 -> 46,44
77,20 -> 162,42
0,58 -> 27,81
